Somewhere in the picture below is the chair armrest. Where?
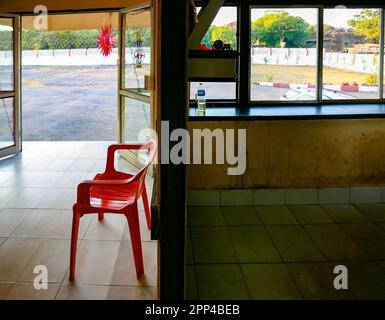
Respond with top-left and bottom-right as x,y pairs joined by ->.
77,179 -> 129,205
105,143 -> 148,174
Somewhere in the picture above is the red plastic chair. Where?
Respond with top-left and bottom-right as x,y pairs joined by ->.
69,139 -> 157,282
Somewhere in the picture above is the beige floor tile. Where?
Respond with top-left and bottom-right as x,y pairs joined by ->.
186,265 -> 197,300
0,238 -> 41,281
84,215 -> 128,241
63,240 -> 121,285
196,264 -> 250,300
321,204 -> 370,223
67,159 -> 98,172
5,283 -> 60,300
0,171 -> 13,184
242,264 -> 301,300
305,224 -> 368,261
0,282 -> 14,299
11,209 -> 92,239
344,261 -> 385,299
56,284 -> 109,300
287,263 -> 355,300
45,159 -> 75,172
0,188 -> 22,207
17,239 -> 71,284
341,223 -> 385,260
4,188 -> 49,208
20,159 -> 54,172
0,208 -> 29,237
121,211 -> 153,242
191,226 -> 237,264
229,226 -> 281,263
55,172 -> 88,188
256,205 -> 298,225
1,172 -> 38,188
188,206 -> 225,226
25,172 -> 65,188
107,286 -> 157,300
111,242 -> 157,287
35,188 -> 76,209
266,225 -> 326,262
288,205 -> 334,224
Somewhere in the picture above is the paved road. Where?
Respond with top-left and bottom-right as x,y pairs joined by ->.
22,65 -> 118,141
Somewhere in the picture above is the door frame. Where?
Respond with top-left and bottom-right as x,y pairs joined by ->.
0,13 -> 21,159
117,1 -> 155,171
159,0 -> 187,300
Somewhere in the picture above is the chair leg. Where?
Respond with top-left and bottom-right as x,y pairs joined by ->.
69,205 -> 81,282
125,205 -> 144,278
98,213 -> 104,221
142,187 -> 151,230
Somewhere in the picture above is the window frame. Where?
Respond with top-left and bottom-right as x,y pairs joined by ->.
190,2 -> 385,108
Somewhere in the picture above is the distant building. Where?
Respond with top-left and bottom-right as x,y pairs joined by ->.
306,27 -> 365,52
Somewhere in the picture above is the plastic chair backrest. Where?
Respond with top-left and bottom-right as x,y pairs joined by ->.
129,139 -> 157,201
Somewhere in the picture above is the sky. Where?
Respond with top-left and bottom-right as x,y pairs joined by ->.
209,7 -> 369,29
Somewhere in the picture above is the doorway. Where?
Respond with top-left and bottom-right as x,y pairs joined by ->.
0,3 -> 162,300
21,12 -> 119,142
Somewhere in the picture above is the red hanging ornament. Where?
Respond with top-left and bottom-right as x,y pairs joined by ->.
97,25 -> 116,57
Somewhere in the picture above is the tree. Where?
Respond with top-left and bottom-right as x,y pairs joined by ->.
211,25 -> 237,48
201,25 -> 216,48
348,9 -> 380,43
251,11 -> 312,48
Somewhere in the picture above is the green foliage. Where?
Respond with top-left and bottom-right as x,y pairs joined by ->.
348,9 -> 380,43
201,25 -> 216,48
251,11 -> 312,48
366,73 -> 378,85
0,28 -> 151,51
0,30 -> 12,50
211,25 -> 237,48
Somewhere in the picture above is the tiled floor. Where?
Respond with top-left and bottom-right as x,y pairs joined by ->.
187,204 -> 385,300
0,141 -> 157,300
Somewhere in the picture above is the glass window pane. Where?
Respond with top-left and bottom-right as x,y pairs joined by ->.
323,8 -> 380,100
250,8 -> 318,101
0,97 -> 15,148
190,82 -> 236,100
0,18 -> 14,91
123,9 -> 151,91
123,96 -> 150,142
197,7 -> 237,50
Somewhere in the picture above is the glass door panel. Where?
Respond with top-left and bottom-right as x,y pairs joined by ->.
0,97 -> 14,149
0,14 -> 20,159
118,4 -> 153,167
122,8 -> 151,92
0,17 -> 14,91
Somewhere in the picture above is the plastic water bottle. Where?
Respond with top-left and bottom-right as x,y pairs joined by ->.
196,83 -> 206,116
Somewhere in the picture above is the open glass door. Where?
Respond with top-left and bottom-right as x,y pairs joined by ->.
0,14 -> 21,159
118,3 -> 154,169
118,1 -> 161,299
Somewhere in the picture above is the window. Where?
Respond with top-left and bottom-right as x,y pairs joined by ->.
189,4 -> 385,108
250,8 -> 318,102
190,82 -> 237,100
197,6 -> 238,50
323,8 -> 381,100
190,6 -> 238,102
